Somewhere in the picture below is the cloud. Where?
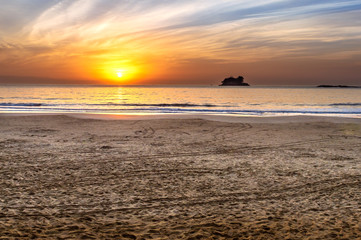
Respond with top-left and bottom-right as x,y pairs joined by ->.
1,0 -> 361,83
159,0 -> 361,29
0,0 -> 59,34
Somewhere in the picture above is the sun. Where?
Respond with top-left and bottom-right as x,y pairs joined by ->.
98,64 -> 141,84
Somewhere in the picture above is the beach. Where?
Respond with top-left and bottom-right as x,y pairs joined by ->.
0,114 -> 360,239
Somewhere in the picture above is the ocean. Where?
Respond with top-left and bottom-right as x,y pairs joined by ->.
0,85 -> 360,118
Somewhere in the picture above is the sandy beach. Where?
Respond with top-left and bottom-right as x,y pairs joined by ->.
0,114 -> 360,239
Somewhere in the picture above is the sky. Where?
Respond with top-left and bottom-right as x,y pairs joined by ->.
0,0 -> 361,85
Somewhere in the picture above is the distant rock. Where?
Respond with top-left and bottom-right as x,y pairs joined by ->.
220,76 -> 250,86
317,85 -> 361,88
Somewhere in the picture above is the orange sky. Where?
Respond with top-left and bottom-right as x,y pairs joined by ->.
1,0 -> 361,85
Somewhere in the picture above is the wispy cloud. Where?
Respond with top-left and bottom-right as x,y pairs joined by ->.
1,0 -> 361,83
18,1 -> 361,52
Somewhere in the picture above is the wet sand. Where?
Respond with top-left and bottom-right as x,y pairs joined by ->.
0,115 -> 360,239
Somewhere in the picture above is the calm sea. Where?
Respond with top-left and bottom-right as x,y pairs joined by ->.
0,85 -> 360,117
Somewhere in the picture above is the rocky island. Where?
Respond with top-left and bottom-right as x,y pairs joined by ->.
220,76 -> 250,86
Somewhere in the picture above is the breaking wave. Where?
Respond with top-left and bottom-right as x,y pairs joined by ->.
329,103 -> 361,106
0,103 -> 43,107
0,102 -> 220,108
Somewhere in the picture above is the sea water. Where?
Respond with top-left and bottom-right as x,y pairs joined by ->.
0,85 -> 360,117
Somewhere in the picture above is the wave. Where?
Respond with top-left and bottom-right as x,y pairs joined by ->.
329,103 -> 361,106
0,102 -> 43,107
1,108 -> 360,115
1,103 -> 360,116
90,103 -> 219,107
0,102 -> 220,108
3,102 -> 361,108
127,108 -> 361,115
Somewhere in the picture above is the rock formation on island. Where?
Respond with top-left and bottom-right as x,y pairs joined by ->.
220,76 -> 250,86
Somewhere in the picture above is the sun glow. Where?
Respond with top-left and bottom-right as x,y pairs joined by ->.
97,63 -> 142,84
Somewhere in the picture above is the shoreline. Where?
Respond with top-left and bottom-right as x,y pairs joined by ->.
1,112 -> 360,123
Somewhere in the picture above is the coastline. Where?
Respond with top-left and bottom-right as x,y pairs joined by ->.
1,114 -> 360,239
1,112 -> 361,123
